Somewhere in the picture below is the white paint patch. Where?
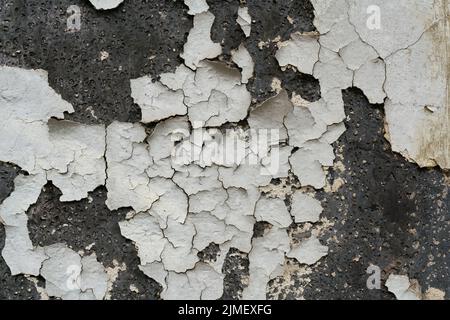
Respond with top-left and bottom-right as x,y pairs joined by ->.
180,11 -> 222,70
237,7 -> 252,37
275,32 -> 320,75
231,44 -> 254,84
184,0 -> 209,15
88,0 -> 124,10
290,191 -> 323,223
287,235 -> 329,266
4,1 -> 445,301
386,274 -> 422,300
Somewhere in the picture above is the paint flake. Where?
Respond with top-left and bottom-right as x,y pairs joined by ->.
105,122 -> 158,212
242,227 -> 290,300
184,0 -> 209,15
286,235 -> 328,265
255,197 -> 292,228
88,0 -> 124,10
290,191 -> 323,223
386,274 -> 422,300
130,75 -> 187,123
237,7 -> 252,37
180,11 -> 222,70
4,1 -> 446,301
231,44 -> 254,84
275,32 -> 320,75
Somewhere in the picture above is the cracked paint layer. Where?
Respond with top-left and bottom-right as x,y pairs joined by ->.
136,61 -> 251,128
112,1 -> 342,294
0,67 -> 107,286
0,67 -> 110,300
0,2 -> 368,299
0,0 -> 448,301
308,0 -> 450,169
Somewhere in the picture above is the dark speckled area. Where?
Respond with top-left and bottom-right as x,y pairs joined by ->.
0,0 -> 191,125
271,89 -> 449,300
25,183 -> 162,299
209,0 -> 321,103
0,162 -> 19,204
0,0 -> 448,300
0,163 -> 37,299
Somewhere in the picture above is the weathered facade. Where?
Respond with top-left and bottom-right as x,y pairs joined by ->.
0,0 -> 448,300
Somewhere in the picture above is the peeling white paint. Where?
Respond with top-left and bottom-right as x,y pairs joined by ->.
386,274 -> 422,300
231,44 -> 254,84
275,32 -> 320,75
255,197 -> 292,228
0,67 -> 107,291
2,1 -> 446,301
184,0 -> 209,16
383,7 -> 450,169
286,0 -> 450,170
130,75 -> 187,123
286,235 -> 328,266
237,6 -> 252,37
105,122 -> 158,212
180,11 -> 222,70
290,191 -> 323,223
242,227 -> 290,300
289,141 -> 335,189
88,0 -> 124,10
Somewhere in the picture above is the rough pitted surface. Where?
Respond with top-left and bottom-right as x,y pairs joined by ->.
0,225 -> 41,300
0,0 -> 191,125
208,0 -> 320,103
0,163 -> 39,300
302,89 -> 449,299
0,162 -> 20,204
0,0 -> 448,300
26,184 -> 161,300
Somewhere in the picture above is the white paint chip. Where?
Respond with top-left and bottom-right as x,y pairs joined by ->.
88,0 -> 124,10
237,7 -> 252,37
255,197 -> 292,228
41,244 -> 108,300
243,227 -> 290,300
231,44 -> 254,84
289,141 -> 335,189
105,122 -> 158,212
386,274 -> 422,300
248,89 -> 293,144
130,75 -> 187,123
275,32 -> 320,75
185,60 -> 251,127
180,11 -> 222,70
340,38 -> 378,71
291,192 -> 323,223
0,173 -> 47,276
184,0 -> 209,15
353,58 -> 386,104
287,235 -> 328,265
162,263 -> 224,300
